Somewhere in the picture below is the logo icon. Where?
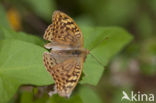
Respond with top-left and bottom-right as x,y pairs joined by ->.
121,91 -> 155,102
121,91 -> 131,101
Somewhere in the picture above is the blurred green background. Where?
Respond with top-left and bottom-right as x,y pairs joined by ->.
0,0 -> 156,103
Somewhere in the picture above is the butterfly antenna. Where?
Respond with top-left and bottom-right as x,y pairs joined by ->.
89,53 -> 104,67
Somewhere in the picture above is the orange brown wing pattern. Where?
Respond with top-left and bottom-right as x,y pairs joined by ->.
43,52 -> 84,97
43,11 -> 83,47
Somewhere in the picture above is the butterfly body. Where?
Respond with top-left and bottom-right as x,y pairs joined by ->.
43,11 -> 89,98
45,43 -> 89,56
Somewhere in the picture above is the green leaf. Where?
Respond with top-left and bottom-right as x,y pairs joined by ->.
0,39 -> 53,103
0,4 -> 11,29
0,26 -> 44,46
78,86 -> 102,103
23,0 -> 56,21
80,26 -> 133,85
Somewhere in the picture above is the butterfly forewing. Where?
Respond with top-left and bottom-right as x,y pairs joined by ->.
44,11 -> 83,48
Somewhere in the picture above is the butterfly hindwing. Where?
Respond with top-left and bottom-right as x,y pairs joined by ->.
43,52 -> 84,98
53,57 -> 83,97
43,52 -> 58,73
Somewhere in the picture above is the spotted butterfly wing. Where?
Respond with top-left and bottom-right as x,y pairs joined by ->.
43,11 -> 83,47
43,52 -> 84,98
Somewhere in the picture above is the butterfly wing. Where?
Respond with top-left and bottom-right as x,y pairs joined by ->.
43,52 -> 84,98
43,51 -> 71,72
43,11 -> 83,48
54,57 -> 83,98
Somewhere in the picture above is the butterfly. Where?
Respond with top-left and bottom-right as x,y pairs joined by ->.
43,10 -> 89,98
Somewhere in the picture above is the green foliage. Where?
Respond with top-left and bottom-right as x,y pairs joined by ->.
20,86 -> 102,103
0,26 -> 44,46
79,0 -> 138,25
149,0 -> 156,13
81,26 -> 133,85
0,39 -> 53,103
0,25 -> 132,103
112,88 -> 132,103
22,0 -> 56,21
136,13 -> 155,39
140,38 -> 156,75
0,1 -> 134,103
0,4 -> 11,29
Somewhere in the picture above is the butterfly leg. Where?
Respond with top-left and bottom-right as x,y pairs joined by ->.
48,85 -> 57,96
